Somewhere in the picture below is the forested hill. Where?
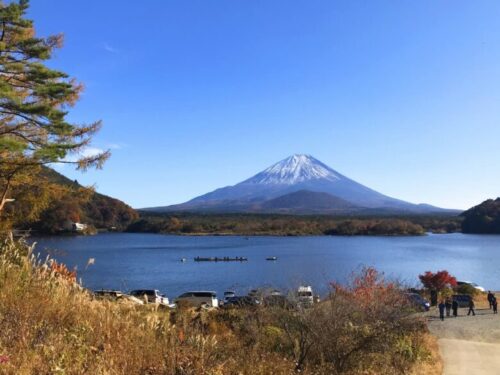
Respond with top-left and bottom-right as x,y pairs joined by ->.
461,198 -> 500,234
31,168 -> 138,233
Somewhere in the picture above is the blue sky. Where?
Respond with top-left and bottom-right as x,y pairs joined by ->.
28,1 -> 500,209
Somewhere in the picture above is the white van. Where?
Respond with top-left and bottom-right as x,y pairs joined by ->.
297,286 -> 314,307
175,291 -> 218,308
129,289 -> 169,305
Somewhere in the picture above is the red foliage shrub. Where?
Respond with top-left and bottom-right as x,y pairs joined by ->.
331,267 -> 404,310
50,260 -> 77,283
419,270 -> 457,290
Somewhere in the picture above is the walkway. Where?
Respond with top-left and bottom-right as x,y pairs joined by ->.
428,305 -> 500,375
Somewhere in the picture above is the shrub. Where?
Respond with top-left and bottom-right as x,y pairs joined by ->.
419,270 -> 457,291
455,283 -> 480,296
0,236 -> 435,374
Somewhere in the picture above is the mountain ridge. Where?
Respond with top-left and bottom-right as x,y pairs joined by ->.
147,154 -> 458,215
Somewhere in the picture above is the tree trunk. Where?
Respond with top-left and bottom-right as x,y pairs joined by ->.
0,180 -> 11,214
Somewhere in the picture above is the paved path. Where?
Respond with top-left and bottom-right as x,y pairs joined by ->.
437,339 -> 500,375
428,306 -> 500,375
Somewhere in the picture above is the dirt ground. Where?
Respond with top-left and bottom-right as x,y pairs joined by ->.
427,293 -> 500,375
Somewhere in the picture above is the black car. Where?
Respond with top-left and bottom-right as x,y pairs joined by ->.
224,296 -> 260,308
405,293 -> 430,311
452,294 -> 472,308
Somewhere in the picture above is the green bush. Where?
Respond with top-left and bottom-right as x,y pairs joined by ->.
455,283 -> 480,296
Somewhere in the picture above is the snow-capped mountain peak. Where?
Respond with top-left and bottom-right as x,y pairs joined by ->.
243,154 -> 341,185
149,153 -> 455,214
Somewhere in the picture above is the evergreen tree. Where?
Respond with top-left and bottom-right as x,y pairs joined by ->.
0,0 -> 108,217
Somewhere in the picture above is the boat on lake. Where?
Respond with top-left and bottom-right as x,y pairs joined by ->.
266,256 -> 277,261
194,256 -> 248,262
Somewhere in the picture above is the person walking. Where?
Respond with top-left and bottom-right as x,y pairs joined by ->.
467,298 -> 476,316
445,298 -> 452,317
452,299 -> 458,317
439,300 -> 446,321
487,291 -> 495,309
493,296 -> 498,314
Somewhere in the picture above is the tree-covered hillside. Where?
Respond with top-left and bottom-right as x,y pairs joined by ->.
5,167 -> 138,233
38,168 -> 138,233
461,198 -> 500,234
128,211 -> 462,236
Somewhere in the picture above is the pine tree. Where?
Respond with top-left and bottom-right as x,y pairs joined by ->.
0,0 -> 108,216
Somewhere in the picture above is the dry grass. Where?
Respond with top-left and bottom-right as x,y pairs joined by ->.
411,334 -> 443,375
0,235 -> 435,374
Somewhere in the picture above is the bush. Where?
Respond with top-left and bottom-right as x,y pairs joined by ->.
455,283 -> 480,296
0,236 -> 435,374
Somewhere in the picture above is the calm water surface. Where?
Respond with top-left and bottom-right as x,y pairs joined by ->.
31,233 -> 500,298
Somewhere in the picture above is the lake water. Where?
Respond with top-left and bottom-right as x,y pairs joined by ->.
31,233 -> 500,299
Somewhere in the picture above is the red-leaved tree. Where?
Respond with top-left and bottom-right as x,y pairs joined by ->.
419,270 -> 457,291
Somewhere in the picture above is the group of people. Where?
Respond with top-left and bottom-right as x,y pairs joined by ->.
438,298 -> 460,320
438,291 -> 498,321
487,291 -> 498,314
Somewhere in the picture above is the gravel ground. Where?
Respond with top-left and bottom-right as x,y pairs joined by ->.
427,293 -> 500,375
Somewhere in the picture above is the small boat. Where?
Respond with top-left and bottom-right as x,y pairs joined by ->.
180,258 -> 187,262
194,256 -> 248,262
266,256 -> 277,261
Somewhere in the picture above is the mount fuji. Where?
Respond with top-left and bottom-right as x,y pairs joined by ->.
148,154 -> 455,214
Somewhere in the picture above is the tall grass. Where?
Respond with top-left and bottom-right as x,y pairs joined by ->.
0,234 -> 437,374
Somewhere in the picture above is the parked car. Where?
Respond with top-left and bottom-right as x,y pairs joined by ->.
224,296 -> 260,308
453,294 -> 472,308
129,289 -> 169,305
297,286 -> 314,307
263,294 -> 294,309
247,288 -> 282,302
175,291 -> 218,308
223,290 -> 236,303
405,293 -> 430,311
94,289 -> 144,305
457,281 -> 485,293
268,289 -> 282,297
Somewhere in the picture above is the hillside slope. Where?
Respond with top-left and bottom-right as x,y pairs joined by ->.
32,168 -> 138,233
257,189 -> 358,214
461,198 -> 500,234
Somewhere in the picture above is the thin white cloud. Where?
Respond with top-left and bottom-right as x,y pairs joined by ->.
106,142 -> 127,150
102,42 -> 118,53
80,147 -> 105,158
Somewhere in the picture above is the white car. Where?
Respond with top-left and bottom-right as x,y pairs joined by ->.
297,286 -> 314,307
129,289 -> 169,305
175,291 -> 219,308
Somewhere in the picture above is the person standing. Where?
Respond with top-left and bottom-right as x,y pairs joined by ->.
439,300 -> 446,321
467,298 -> 476,316
445,298 -> 452,317
452,299 -> 458,317
488,291 -> 495,309
493,297 -> 498,314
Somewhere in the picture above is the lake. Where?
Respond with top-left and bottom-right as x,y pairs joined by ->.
31,233 -> 500,299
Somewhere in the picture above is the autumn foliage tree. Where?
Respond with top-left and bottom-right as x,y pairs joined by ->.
0,0 -> 108,222
418,270 -> 457,291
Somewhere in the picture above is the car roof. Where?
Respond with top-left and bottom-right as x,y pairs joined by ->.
130,289 -> 159,293
298,286 -> 312,291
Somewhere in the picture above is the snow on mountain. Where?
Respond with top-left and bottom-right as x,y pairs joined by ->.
243,154 -> 340,185
147,154 -> 455,214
